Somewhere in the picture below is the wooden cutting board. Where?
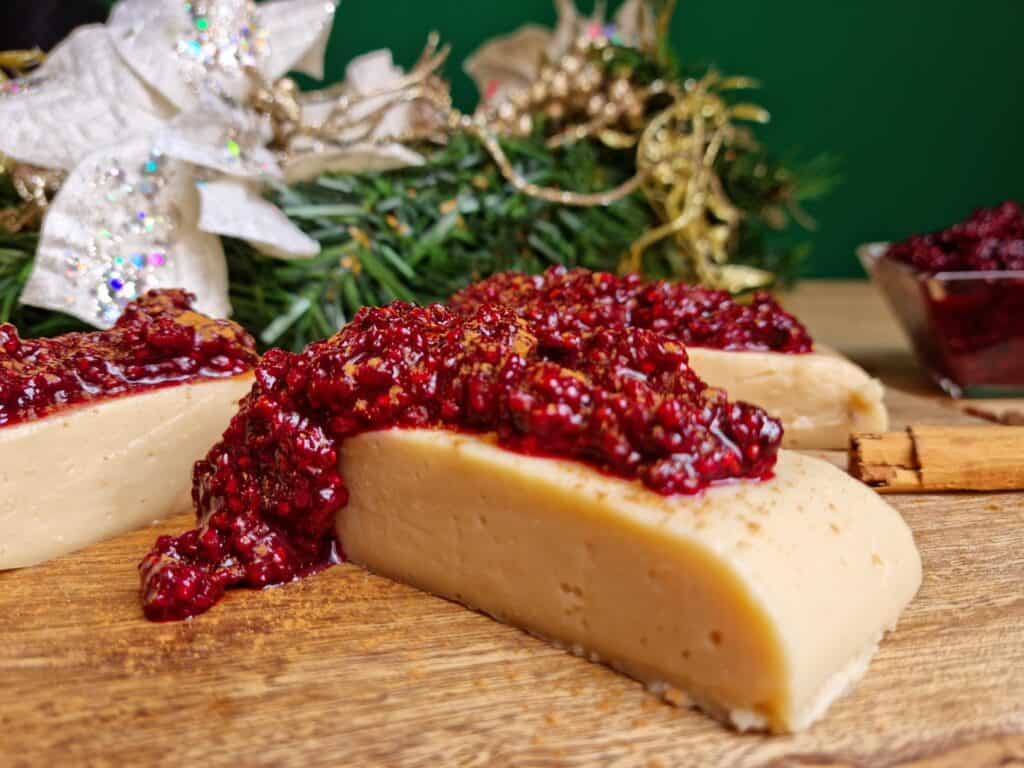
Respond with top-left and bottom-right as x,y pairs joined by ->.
3,283 -> 1024,767
2,389 -> 1022,767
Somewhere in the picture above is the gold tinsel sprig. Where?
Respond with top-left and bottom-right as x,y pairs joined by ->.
0,48 -> 44,82
0,49 -> 61,234
471,31 -> 779,291
628,72 -> 777,292
480,33 -> 652,148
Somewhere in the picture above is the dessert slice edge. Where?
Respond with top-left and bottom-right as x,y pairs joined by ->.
687,346 -> 888,450
338,428 -> 921,733
0,373 -> 254,569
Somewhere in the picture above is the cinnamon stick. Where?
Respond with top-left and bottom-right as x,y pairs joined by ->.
848,426 -> 1024,493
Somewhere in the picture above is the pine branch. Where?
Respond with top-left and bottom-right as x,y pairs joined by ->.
227,132 -> 663,350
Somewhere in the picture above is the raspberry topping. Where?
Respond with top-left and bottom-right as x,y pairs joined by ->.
885,201 -> 1024,273
140,302 -> 783,622
0,290 -> 257,428
449,267 -> 813,354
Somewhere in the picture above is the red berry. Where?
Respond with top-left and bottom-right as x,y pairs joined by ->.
887,201 -> 1024,273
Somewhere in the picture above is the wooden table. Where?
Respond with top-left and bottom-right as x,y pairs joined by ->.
3,282 -> 1023,767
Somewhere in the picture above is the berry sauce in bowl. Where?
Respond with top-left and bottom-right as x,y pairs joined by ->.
860,201 -> 1024,397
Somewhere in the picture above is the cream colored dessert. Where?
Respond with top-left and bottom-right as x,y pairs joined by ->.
687,347 -> 888,450
338,429 -> 921,733
0,374 -> 253,569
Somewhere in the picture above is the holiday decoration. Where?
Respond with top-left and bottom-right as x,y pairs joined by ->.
0,0 -> 445,327
0,0 -> 836,350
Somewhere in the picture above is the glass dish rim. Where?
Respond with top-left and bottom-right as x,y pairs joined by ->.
857,242 -> 1024,282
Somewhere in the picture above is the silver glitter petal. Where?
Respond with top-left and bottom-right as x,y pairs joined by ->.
0,26 -> 174,170
108,0 -> 265,110
20,138 -> 230,327
196,178 -> 319,258
156,91 -> 280,179
258,0 -> 338,81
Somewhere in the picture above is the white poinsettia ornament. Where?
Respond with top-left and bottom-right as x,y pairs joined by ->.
0,0 -> 437,328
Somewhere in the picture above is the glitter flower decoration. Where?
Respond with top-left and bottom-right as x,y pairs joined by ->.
0,0 -> 340,327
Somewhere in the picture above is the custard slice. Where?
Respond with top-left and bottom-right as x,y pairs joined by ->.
339,429 -> 921,733
0,291 -> 256,568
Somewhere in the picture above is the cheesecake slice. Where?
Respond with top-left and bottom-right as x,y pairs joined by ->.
139,301 -> 919,730
0,291 -> 257,569
339,429 -> 921,733
449,268 -> 888,449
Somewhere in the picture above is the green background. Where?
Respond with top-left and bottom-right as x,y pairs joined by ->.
322,0 -> 1024,278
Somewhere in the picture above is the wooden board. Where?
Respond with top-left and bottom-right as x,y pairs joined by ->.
3,283 -> 1024,767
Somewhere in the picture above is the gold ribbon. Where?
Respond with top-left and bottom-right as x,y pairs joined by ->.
624,73 -> 775,291
0,49 -> 52,233
253,34 -> 453,160
0,48 -> 44,81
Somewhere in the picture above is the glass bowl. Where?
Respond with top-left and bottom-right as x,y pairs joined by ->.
859,242 -> 1024,398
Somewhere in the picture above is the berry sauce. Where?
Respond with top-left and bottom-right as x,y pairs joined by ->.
449,267 -> 813,354
885,200 -> 1024,273
0,290 -> 257,428
874,202 -> 1024,394
140,302 -> 783,621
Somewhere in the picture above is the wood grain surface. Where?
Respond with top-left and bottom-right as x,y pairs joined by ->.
2,282 -> 1023,767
